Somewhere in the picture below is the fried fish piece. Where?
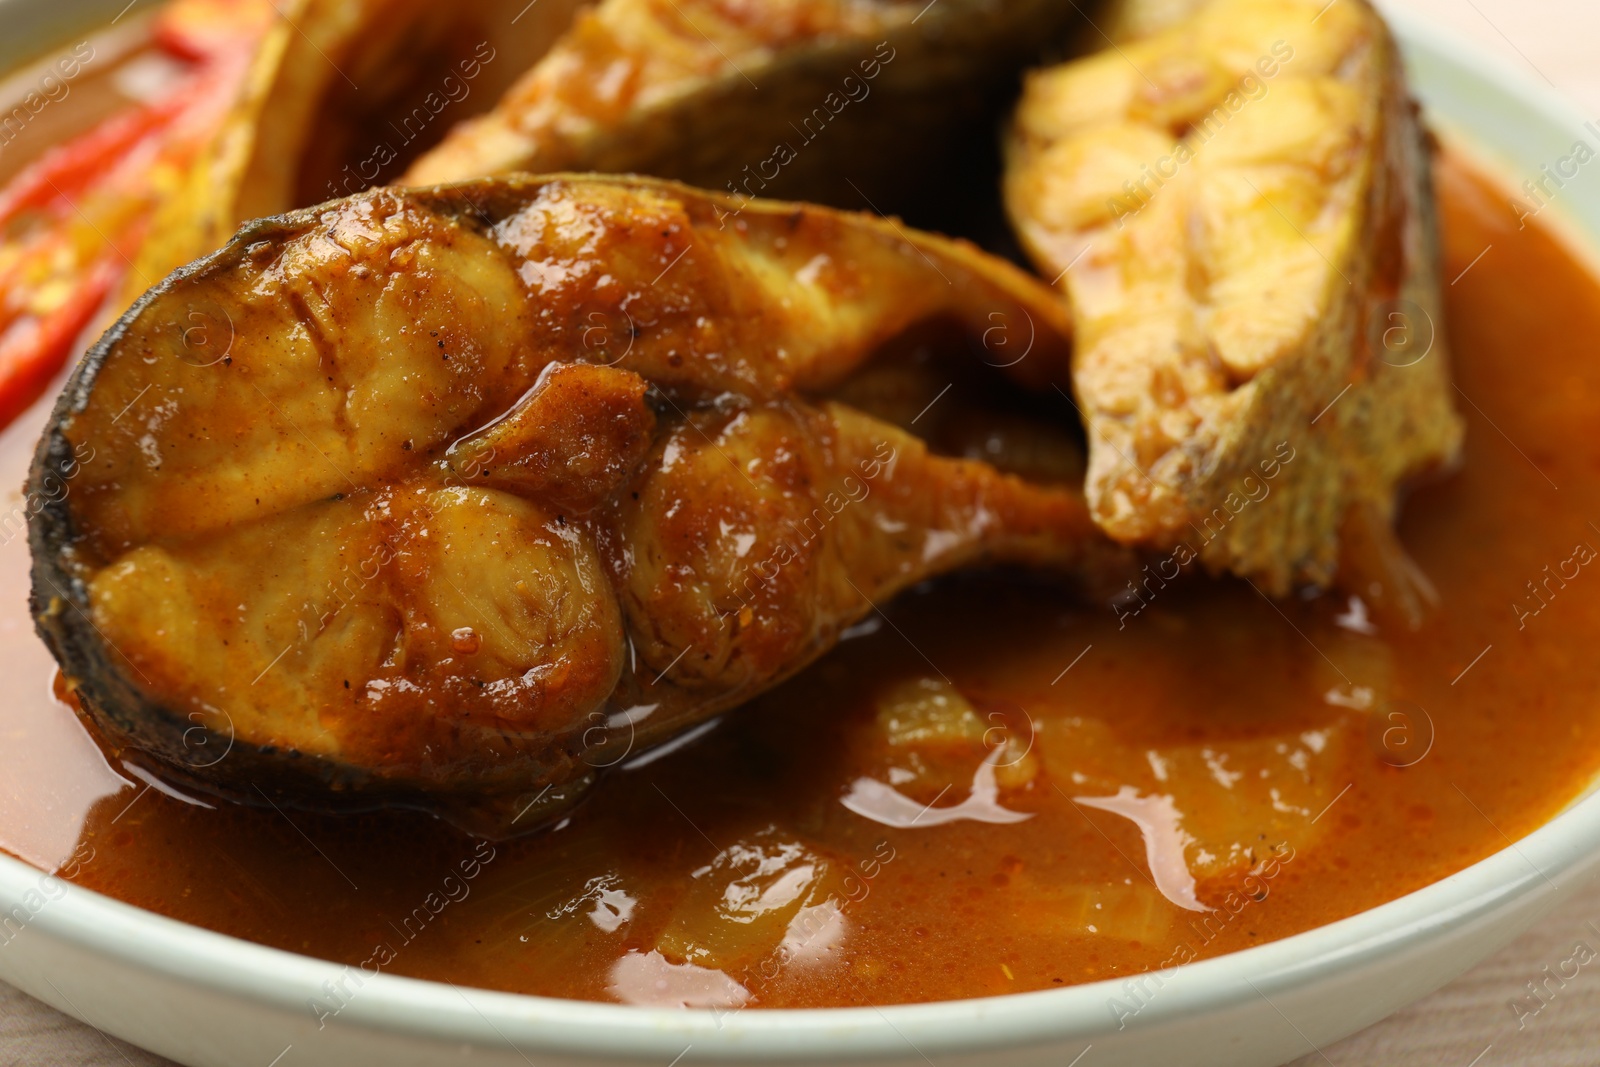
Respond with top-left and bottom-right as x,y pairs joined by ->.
1101,0 -> 1208,39
404,0 -> 1086,230
1003,0 -> 1464,601
125,0 -> 1088,316
31,176 -> 1118,835
123,0 -> 590,297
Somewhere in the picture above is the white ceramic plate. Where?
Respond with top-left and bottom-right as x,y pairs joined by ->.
2,5 -> 1599,1066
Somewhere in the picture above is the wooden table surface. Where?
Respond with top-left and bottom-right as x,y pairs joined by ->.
3,0 -> 1599,1063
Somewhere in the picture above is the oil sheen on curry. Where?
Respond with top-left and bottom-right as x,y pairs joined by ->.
1,154 -> 1599,1010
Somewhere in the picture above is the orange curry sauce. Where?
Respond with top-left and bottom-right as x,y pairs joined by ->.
2,152 -> 1600,1010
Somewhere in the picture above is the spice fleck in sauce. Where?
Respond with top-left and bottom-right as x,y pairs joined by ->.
1,151 -> 1599,1009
